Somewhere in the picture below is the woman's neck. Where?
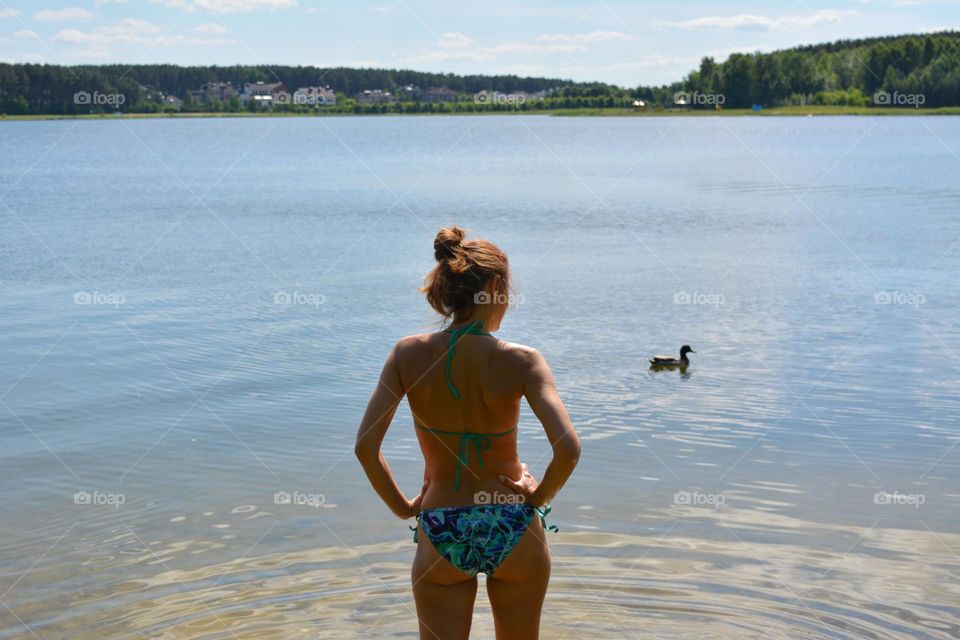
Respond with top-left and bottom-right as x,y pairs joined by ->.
450,310 -> 501,332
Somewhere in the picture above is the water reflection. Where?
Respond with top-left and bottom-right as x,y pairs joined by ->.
2,507 -> 957,639
648,363 -> 692,379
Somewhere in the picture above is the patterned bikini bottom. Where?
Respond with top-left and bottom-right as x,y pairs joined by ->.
411,503 -> 558,576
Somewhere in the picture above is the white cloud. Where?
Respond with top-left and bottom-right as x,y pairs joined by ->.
95,0 -> 128,5
492,42 -> 584,54
0,8 -> 21,18
53,18 -> 237,47
656,10 -> 857,31
65,46 -> 113,60
438,32 -> 472,49
159,0 -> 298,13
193,21 -> 229,33
33,7 -> 95,22
98,18 -> 162,34
784,10 -> 858,27
413,40 -> 585,64
658,14 -> 774,31
14,29 -> 38,39
537,30 -> 634,43
416,50 -> 495,63
22,52 -> 44,61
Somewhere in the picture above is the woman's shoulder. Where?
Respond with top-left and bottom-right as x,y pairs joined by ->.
392,333 -> 434,356
391,333 -> 543,368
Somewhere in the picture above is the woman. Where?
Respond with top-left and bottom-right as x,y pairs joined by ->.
355,226 -> 581,639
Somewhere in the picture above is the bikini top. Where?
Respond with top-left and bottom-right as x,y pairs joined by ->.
414,320 -> 516,492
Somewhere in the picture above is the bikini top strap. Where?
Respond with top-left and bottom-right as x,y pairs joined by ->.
441,320 -> 492,400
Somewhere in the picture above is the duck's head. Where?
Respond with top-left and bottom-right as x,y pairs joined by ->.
680,345 -> 695,357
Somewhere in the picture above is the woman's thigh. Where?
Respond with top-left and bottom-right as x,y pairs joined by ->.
485,517 -> 551,640
411,527 -> 478,640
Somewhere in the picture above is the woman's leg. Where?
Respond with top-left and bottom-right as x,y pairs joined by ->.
411,526 -> 478,640
485,516 -> 551,640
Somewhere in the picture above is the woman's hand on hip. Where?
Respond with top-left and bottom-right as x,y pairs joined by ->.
399,478 -> 430,519
498,463 -> 542,507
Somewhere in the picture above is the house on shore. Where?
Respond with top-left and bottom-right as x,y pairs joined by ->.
399,85 -> 458,102
241,81 -> 289,107
194,82 -> 239,103
161,94 -> 184,110
293,86 -> 337,106
356,89 -> 397,104
421,87 -> 458,103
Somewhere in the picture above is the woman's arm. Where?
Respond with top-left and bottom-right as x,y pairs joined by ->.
354,341 -> 428,518
500,348 -> 581,506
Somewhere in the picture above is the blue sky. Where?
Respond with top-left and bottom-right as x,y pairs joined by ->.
0,0 -> 957,86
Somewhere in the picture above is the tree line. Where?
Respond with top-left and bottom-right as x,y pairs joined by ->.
1,31 -> 959,115
682,31 -> 960,108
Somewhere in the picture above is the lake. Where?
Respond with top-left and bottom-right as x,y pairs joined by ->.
0,114 -> 958,639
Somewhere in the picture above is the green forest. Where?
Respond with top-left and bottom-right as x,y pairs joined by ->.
1,30 -> 958,115
680,31 -> 960,108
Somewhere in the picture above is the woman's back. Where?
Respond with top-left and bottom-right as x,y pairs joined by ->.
397,327 -> 536,508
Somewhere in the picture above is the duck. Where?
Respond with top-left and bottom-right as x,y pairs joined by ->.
649,345 -> 695,367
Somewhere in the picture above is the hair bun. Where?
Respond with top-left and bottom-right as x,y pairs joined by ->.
433,226 -> 466,262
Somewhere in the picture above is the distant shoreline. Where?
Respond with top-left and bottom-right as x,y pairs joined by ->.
3,105 -> 960,121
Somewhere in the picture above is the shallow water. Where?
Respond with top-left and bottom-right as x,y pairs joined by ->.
1,115 -> 958,638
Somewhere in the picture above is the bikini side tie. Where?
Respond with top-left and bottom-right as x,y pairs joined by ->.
535,504 -> 560,533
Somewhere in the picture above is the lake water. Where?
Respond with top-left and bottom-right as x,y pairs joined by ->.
1,115 -> 958,639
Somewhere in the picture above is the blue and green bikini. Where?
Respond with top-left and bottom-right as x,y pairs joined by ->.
411,320 -> 557,577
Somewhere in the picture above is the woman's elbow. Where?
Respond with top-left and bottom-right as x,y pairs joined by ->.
556,434 -> 581,465
354,439 -> 378,464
